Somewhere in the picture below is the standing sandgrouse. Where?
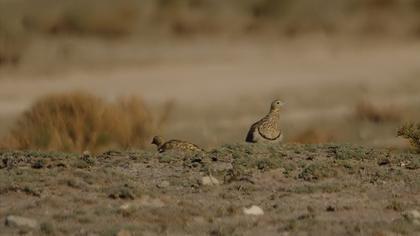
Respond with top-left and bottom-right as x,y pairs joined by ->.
245,99 -> 285,143
151,136 -> 204,153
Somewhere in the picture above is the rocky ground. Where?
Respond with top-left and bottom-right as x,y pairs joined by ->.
0,144 -> 419,235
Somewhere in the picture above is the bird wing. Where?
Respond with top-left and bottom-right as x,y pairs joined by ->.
257,117 -> 282,140
162,140 -> 203,152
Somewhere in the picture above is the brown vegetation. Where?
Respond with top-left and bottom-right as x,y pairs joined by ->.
1,0 -> 420,39
1,91 -> 154,152
1,0 -> 420,68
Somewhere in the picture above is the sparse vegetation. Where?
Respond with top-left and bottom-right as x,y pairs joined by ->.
1,0 -> 419,38
333,145 -> 373,160
398,122 -> 420,151
1,144 -> 419,235
1,91 -> 154,152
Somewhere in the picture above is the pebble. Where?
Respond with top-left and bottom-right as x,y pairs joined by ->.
116,229 -> 131,236
243,205 -> 264,216
201,176 -> 220,186
5,215 -> 39,229
119,195 -> 166,211
157,180 -> 170,188
403,210 -> 420,224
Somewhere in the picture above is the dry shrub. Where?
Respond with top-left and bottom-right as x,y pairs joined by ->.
0,35 -> 22,66
354,100 -> 401,123
2,0 -> 420,40
2,91 -> 154,152
397,123 -> 420,151
0,16 -> 27,66
291,128 -> 336,144
23,0 -> 141,38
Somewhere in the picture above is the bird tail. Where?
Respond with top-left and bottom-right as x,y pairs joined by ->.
245,130 -> 255,143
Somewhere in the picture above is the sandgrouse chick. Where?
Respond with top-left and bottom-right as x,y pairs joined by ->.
246,99 -> 285,143
151,136 -> 203,153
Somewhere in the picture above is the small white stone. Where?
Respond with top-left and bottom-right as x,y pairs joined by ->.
157,180 -> 170,188
119,203 -> 131,211
138,196 -> 165,208
201,176 -> 220,186
403,209 -> 420,224
243,205 -> 264,216
409,210 -> 420,219
5,215 -> 39,229
116,229 -> 131,236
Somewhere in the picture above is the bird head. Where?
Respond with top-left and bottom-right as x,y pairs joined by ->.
270,99 -> 285,111
151,136 -> 164,146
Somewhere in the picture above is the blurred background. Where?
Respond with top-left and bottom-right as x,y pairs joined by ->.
0,0 -> 420,152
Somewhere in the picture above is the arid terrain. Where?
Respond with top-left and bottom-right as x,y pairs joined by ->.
0,144 -> 419,235
1,38 -> 420,235
1,0 -> 420,235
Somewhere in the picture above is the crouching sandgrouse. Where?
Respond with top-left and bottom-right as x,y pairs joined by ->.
246,99 -> 285,143
151,136 -> 204,153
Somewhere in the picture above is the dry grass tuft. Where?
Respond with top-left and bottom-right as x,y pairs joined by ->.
1,91 -> 154,152
397,122 -> 420,151
354,100 -> 401,123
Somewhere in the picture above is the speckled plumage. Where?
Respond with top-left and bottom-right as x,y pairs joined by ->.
152,136 -> 203,153
246,100 -> 284,143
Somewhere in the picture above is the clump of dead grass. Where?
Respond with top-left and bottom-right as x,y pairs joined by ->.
1,91 -> 154,152
397,122 -> 420,151
354,100 -> 401,123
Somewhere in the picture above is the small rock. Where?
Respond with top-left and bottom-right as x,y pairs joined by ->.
377,158 -> 390,166
403,210 -> 420,224
87,233 -> 100,236
116,229 -> 131,236
5,215 -> 39,229
56,162 -> 68,168
31,159 -> 46,169
243,205 -> 264,216
82,150 -> 91,157
200,176 -> 220,186
157,180 -> 170,188
119,203 -> 132,211
326,206 -> 336,212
